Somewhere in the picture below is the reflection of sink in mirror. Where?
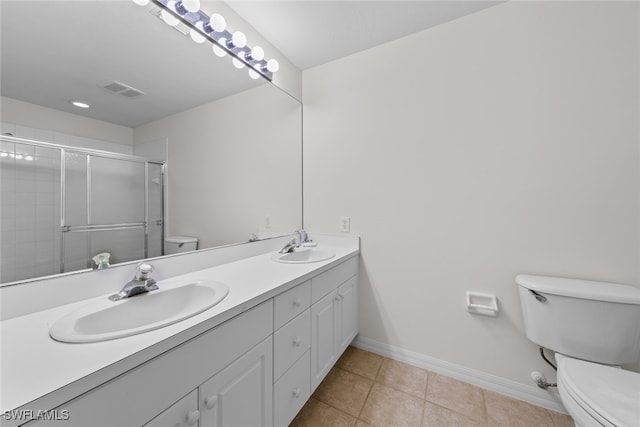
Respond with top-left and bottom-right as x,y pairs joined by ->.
272,248 -> 335,264
50,281 -> 229,343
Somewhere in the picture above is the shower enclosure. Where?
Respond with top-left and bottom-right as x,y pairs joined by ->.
0,135 -> 165,283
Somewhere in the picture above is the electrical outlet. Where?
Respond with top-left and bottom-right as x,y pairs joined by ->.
263,215 -> 272,229
339,216 -> 350,233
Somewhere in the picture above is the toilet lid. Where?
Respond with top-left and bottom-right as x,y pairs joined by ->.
559,357 -> 640,427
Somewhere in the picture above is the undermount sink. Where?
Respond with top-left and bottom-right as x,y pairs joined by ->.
50,281 -> 229,343
272,247 -> 335,264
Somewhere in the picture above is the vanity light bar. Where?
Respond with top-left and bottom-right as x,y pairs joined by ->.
140,0 -> 278,81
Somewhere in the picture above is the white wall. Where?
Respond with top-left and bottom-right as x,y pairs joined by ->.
303,0 -> 640,391
134,83 -> 302,250
1,97 -> 133,148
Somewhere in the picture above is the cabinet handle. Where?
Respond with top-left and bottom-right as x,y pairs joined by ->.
293,298 -> 302,307
186,410 -> 200,426
204,395 -> 218,410
292,387 -> 301,398
293,337 -> 302,347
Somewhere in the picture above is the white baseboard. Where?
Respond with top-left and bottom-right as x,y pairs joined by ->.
351,335 -> 567,414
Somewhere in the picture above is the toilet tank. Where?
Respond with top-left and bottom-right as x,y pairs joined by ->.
516,274 -> 640,365
165,236 -> 198,254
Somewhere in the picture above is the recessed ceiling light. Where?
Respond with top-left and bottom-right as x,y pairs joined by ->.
72,101 -> 90,109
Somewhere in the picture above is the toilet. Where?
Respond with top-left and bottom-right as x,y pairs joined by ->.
516,274 -> 640,427
165,235 -> 198,254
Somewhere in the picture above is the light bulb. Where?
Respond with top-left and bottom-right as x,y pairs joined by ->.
231,31 -> 247,48
25,155 -> 34,161
232,57 -> 245,69
1,152 -> 8,158
161,9 -> 180,26
209,14 -> 226,32
190,29 -> 205,43
181,0 -> 200,13
248,69 -> 260,80
266,59 -> 279,73
132,0 -> 149,6
15,154 -> 23,160
249,46 -> 264,61
213,41 -> 227,57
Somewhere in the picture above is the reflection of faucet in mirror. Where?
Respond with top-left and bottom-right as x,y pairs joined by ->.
92,252 -> 111,270
108,263 -> 159,301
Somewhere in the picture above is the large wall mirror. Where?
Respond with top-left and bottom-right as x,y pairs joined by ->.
0,1 -> 302,285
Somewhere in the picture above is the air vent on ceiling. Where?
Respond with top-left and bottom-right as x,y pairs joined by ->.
99,80 -> 145,98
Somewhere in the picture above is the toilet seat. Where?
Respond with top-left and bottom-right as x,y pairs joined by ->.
558,356 -> 640,427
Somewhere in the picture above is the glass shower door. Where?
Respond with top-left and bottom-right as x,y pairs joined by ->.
62,152 -> 149,271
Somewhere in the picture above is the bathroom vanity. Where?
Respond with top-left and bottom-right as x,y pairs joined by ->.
0,235 -> 359,427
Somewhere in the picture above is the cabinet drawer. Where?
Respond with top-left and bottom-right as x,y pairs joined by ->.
143,389 -> 199,427
311,256 -> 358,303
273,309 -> 310,381
274,280 -> 311,330
273,350 -> 310,427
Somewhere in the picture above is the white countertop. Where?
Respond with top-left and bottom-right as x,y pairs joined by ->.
0,242 -> 359,418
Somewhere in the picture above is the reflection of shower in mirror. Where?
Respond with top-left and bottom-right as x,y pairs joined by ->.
0,134 -> 165,284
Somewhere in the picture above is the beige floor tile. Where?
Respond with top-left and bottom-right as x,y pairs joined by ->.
336,346 -> 384,380
359,383 -> 424,427
290,398 -> 357,427
548,410 -> 575,427
312,367 -> 373,417
376,358 -> 429,399
355,421 -> 373,427
484,390 -> 555,427
425,373 -> 486,422
422,401 -> 487,427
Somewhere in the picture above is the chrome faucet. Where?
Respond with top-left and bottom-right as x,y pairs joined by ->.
278,230 -> 309,254
279,238 -> 299,254
109,262 -> 159,301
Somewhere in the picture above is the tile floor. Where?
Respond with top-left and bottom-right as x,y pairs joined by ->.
290,346 -> 574,427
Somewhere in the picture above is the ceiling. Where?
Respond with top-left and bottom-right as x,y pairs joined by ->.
0,1 -> 501,129
0,1 -> 265,129
227,1 -> 502,70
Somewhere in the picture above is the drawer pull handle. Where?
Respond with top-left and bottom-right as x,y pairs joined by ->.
293,337 -> 302,347
293,298 -> 302,307
204,395 -> 218,410
186,410 -> 200,426
292,388 -> 301,398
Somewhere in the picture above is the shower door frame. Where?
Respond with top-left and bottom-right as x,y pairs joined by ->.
59,146 -> 166,272
0,135 -> 165,276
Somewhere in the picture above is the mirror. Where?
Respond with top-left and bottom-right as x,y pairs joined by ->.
0,1 -> 302,285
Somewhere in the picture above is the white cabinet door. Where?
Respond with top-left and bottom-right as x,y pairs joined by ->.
310,289 -> 339,391
337,276 -> 358,353
143,390 -> 199,427
199,337 -> 273,427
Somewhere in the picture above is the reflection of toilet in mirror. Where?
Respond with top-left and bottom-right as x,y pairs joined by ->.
165,236 -> 198,254
516,274 -> 640,427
